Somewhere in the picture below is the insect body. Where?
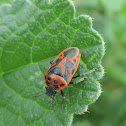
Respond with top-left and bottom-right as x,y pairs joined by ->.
33,47 -> 98,113
45,47 -> 81,92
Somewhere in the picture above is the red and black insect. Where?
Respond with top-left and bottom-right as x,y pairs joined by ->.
33,47 -> 98,113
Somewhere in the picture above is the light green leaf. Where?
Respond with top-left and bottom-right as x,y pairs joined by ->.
0,0 -> 14,4
0,0 -> 105,125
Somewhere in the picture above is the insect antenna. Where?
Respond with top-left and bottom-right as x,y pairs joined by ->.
32,93 -> 46,98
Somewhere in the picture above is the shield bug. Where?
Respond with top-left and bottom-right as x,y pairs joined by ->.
33,47 -> 98,113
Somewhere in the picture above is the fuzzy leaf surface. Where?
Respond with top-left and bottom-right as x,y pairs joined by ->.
0,0 -> 105,125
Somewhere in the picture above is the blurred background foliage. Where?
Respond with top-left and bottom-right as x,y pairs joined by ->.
72,0 -> 126,126
0,0 -> 126,126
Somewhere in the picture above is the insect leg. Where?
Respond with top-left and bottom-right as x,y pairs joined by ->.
60,90 -> 65,111
70,77 -> 88,84
72,68 -> 98,79
51,96 -> 56,114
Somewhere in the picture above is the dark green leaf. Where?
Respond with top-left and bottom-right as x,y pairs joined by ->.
0,0 -> 105,125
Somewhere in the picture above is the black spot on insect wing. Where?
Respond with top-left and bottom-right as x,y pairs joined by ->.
46,81 -> 50,85
60,84 -> 64,87
54,80 -> 58,84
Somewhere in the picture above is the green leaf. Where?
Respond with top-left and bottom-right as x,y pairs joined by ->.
0,0 -> 105,125
0,0 -> 14,4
